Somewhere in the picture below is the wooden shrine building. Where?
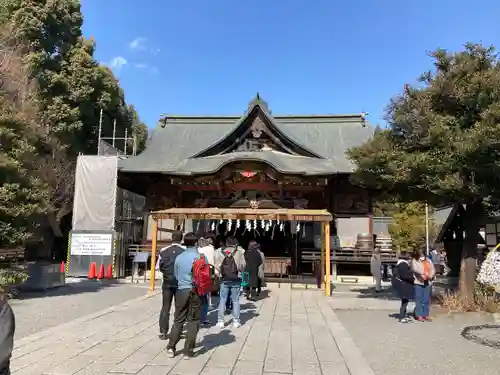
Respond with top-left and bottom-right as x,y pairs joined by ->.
118,94 -> 375,282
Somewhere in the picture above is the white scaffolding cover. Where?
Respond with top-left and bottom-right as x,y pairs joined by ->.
72,155 -> 118,230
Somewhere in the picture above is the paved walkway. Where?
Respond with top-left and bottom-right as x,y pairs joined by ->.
11,286 -> 374,375
11,282 -> 150,339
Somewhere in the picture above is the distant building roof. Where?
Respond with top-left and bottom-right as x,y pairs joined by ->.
118,94 -> 374,175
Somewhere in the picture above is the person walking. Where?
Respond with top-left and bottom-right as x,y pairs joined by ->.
391,251 -> 415,323
243,241 -> 263,301
0,290 -> 15,375
370,247 -> 382,292
410,248 -> 436,322
166,232 -> 203,358
198,233 -> 216,326
215,236 -> 246,329
157,230 -> 185,340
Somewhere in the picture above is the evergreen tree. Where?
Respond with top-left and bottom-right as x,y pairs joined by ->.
0,0 -> 148,251
348,44 -> 500,296
0,32 -> 47,247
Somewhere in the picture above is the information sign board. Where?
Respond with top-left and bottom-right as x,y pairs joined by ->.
70,232 -> 113,256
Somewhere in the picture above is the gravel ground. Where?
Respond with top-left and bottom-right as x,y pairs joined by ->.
336,309 -> 500,375
9,281 -> 151,339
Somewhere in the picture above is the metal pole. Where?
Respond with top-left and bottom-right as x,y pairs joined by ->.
425,203 -> 430,255
112,119 -> 117,147
97,108 -> 103,155
133,136 -> 137,156
124,129 -> 128,156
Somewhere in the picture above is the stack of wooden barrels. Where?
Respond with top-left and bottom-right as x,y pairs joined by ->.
375,233 -> 393,254
356,233 -> 373,256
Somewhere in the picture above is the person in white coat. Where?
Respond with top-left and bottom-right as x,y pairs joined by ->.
197,233 -> 216,322
370,247 -> 382,292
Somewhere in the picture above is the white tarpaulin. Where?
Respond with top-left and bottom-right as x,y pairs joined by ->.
72,156 -> 118,231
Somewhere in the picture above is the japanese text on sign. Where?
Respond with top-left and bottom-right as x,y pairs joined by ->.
70,232 -> 113,256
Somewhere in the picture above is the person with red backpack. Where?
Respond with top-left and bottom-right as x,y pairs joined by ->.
197,234 -> 216,326
166,232 -> 213,358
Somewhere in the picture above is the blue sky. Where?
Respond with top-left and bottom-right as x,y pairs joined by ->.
81,0 -> 499,128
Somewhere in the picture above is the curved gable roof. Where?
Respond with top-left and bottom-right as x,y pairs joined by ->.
118,95 -> 374,175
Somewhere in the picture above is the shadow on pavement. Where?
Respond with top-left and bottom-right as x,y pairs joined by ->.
350,286 -> 400,300
15,280 -> 125,300
204,296 -> 262,327
197,330 -> 236,354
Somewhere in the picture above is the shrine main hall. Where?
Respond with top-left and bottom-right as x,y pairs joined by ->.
118,94 -> 375,281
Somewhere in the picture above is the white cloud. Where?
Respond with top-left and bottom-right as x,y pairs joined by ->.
133,63 -> 159,74
129,38 -> 161,56
109,56 -> 127,70
129,37 -> 147,51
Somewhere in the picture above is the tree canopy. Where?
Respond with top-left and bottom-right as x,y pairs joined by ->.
0,0 -> 148,251
374,201 -> 436,254
348,44 -> 500,296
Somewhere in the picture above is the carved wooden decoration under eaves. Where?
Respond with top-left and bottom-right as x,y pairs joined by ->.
334,192 -> 369,214
251,116 -> 266,138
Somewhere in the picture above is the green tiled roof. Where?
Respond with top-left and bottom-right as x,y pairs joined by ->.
119,98 -> 374,175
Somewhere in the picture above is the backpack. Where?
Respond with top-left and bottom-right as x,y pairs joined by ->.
192,255 -> 215,295
158,244 -> 185,287
220,248 -> 239,281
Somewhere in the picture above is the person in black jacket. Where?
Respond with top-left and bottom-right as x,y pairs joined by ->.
391,251 -> 415,323
243,241 -> 263,301
157,230 -> 185,340
0,290 -> 15,375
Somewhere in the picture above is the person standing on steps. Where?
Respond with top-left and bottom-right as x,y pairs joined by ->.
0,289 -> 15,375
166,232 -> 203,358
157,230 -> 185,340
216,236 -> 246,329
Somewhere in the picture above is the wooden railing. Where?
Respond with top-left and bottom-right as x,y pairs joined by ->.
301,248 -> 398,264
127,243 -> 156,256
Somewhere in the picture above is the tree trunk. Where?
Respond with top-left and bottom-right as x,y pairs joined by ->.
458,201 -> 482,297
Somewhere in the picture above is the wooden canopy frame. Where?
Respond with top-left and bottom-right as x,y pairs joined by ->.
149,207 -> 333,296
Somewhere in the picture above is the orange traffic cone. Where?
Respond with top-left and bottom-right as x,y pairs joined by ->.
60,261 -> 65,274
88,262 -> 97,279
105,264 -> 113,279
97,264 -> 105,280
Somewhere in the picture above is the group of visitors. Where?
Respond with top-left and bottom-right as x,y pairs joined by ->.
392,247 -> 436,323
157,230 -> 265,358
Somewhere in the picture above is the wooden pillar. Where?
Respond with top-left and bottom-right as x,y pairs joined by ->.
321,224 -> 325,289
324,222 -> 331,297
149,218 -> 158,292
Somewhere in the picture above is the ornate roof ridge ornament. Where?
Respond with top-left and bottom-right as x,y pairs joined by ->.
248,92 -> 270,114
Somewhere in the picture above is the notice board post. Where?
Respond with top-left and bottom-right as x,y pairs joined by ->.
67,230 -> 115,278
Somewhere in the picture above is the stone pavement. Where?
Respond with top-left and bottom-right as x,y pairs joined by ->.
329,283 -> 500,375
11,285 -> 374,375
11,282 -> 150,339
